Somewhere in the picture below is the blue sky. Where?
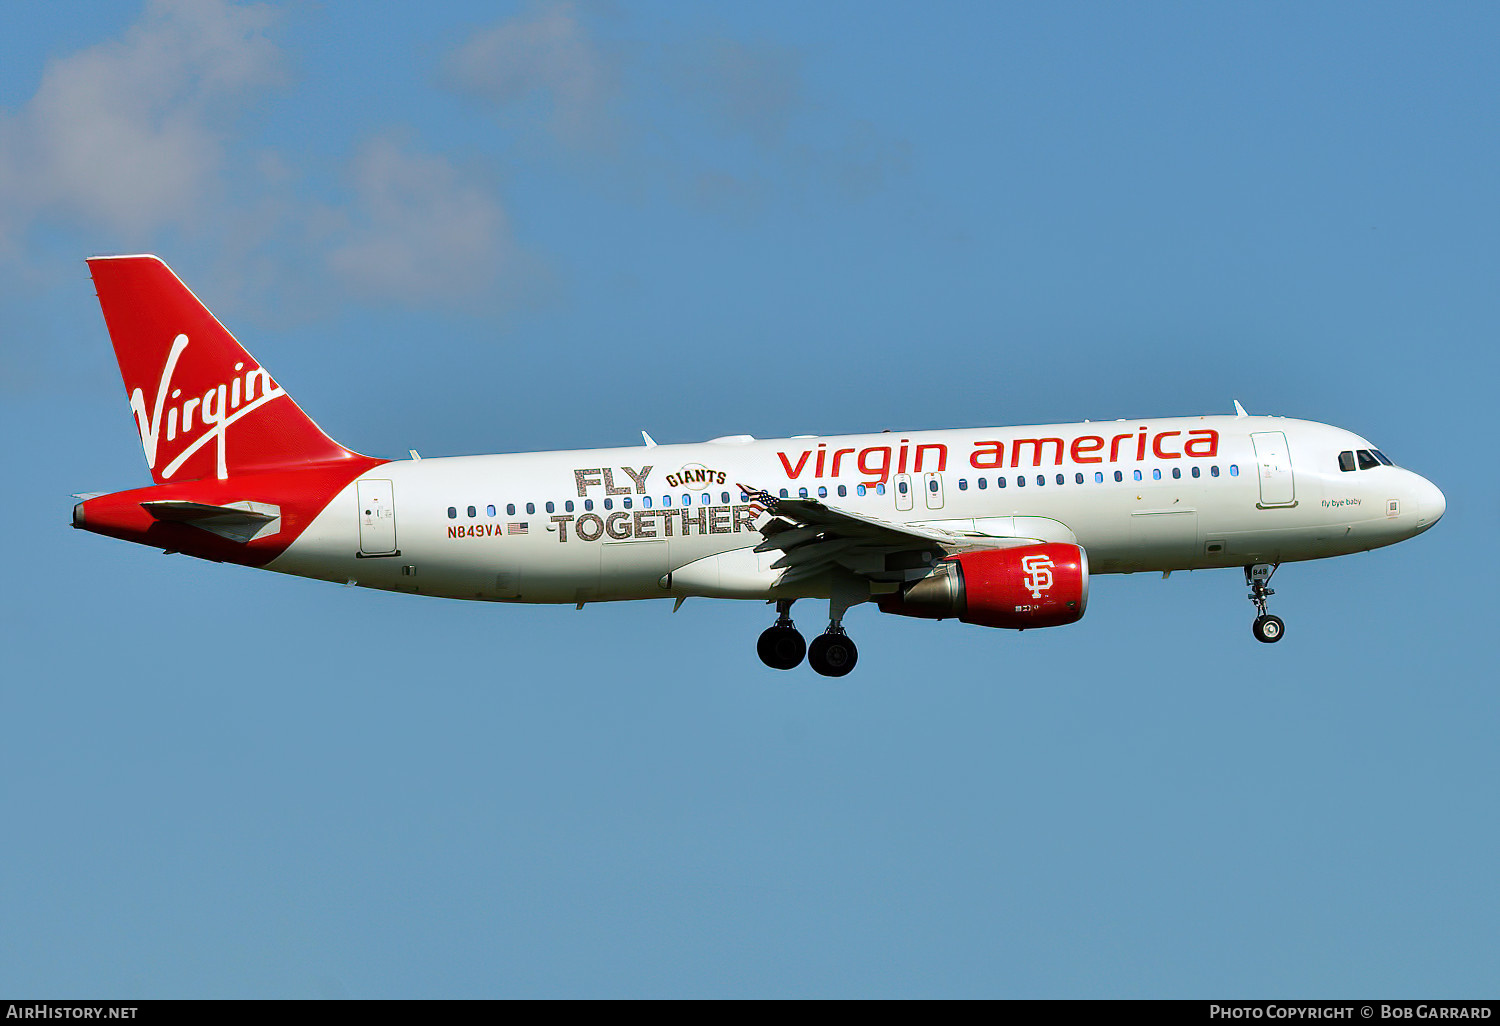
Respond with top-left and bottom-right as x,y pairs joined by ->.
2,0 -> 1496,998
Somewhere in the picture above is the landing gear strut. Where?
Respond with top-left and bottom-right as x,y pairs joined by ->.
1245,563 -> 1285,644
757,577 -> 866,676
808,577 -> 863,677
757,600 -> 806,670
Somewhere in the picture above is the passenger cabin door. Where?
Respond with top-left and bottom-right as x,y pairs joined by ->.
1251,431 -> 1296,507
356,479 -> 398,555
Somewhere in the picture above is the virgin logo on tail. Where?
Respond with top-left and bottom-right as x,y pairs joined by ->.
128,333 -> 286,480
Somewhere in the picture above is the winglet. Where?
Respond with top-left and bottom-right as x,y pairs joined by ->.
1233,400 -> 1248,418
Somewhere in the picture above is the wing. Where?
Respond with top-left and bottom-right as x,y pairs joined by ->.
743,487 -> 1046,590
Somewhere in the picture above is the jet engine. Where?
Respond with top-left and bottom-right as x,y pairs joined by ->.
877,543 -> 1089,630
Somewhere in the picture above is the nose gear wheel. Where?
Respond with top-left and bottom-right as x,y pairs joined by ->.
1245,564 -> 1285,644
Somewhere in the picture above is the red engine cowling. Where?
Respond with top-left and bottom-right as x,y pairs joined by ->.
876,543 -> 1089,630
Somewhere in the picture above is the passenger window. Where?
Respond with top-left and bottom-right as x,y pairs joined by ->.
584,499 -> 594,511
898,480 -> 909,494
1191,466 -> 1199,478
837,485 -> 847,497
546,501 -> 555,513
722,492 -> 731,503
565,501 -> 574,512
604,498 -> 613,510
779,489 -> 788,498
1017,476 -> 1026,487
467,505 -> 476,518
623,497 -> 632,509
447,506 -> 456,519
1074,473 -> 1083,484
1357,449 -> 1380,470
526,502 -> 536,515
1152,469 -> 1161,481
1210,466 -> 1219,478
1134,470 -> 1142,482
486,504 -> 496,517
978,477 -> 988,490
798,488 -> 808,498
1036,475 -> 1046,487
1114,471 -> 1123,482
1172,467 -> 1181,479
684,494 -> 692,505
856,484 -> 867,496
1230,465 -> 1239,476
642,496 -> 651,508
929,479 -> 938,493
818,486 -> 828,498
1094,472 -> 1103,483
997,476 -> 1007,488
958,479 -> 968,491
1339,451 -> 1357,472
507,503 -> 516,516
876,483 -> 886,495
662,495 -> 671,507
703,493 -> 711,505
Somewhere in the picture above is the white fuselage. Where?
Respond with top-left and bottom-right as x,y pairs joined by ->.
267,415 -> 1445,606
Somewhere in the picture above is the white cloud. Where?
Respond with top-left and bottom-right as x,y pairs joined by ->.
325,135 -> 527,305
444,0 -> 618,148
0,0 -> 283,242
0,1 -> 540,317
673,38 -> 802,148
442,5 -> 909,206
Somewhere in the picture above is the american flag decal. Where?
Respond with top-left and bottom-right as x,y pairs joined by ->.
507,522 -> 528,536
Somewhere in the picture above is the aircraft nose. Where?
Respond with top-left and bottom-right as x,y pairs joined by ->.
1414,475 -> 1445,528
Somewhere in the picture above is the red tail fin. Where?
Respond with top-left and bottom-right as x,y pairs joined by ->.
88,255 -> 364,482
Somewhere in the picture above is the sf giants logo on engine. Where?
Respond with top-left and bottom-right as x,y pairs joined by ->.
1021,554 -> 1055,599
128,333 -> 285,481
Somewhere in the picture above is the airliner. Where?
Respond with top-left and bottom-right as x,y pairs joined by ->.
72,256 -> 1446,676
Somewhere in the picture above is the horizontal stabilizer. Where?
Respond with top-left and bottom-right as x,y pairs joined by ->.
141,499 -> 282,544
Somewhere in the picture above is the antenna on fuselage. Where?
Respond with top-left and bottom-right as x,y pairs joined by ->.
1233,400 -> 1249,418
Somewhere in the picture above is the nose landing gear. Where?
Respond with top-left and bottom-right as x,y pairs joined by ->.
1246,563 -> 1285,644
757,600 -> 807,670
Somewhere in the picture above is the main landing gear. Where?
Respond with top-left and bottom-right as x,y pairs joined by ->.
757,600 -> 807,670
1245,563 -> 1285,644
756,598 -> 860,677
809,626 -> 858,677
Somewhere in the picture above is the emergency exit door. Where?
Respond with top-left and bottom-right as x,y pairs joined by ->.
357,479 -> 398,555
924,472 -> 945,510
894,473 -> 914,511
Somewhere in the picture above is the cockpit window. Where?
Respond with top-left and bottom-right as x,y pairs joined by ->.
1338,451 -> 1356,472
1372,449 -> 1393,466
1356,449 -> 1380,470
